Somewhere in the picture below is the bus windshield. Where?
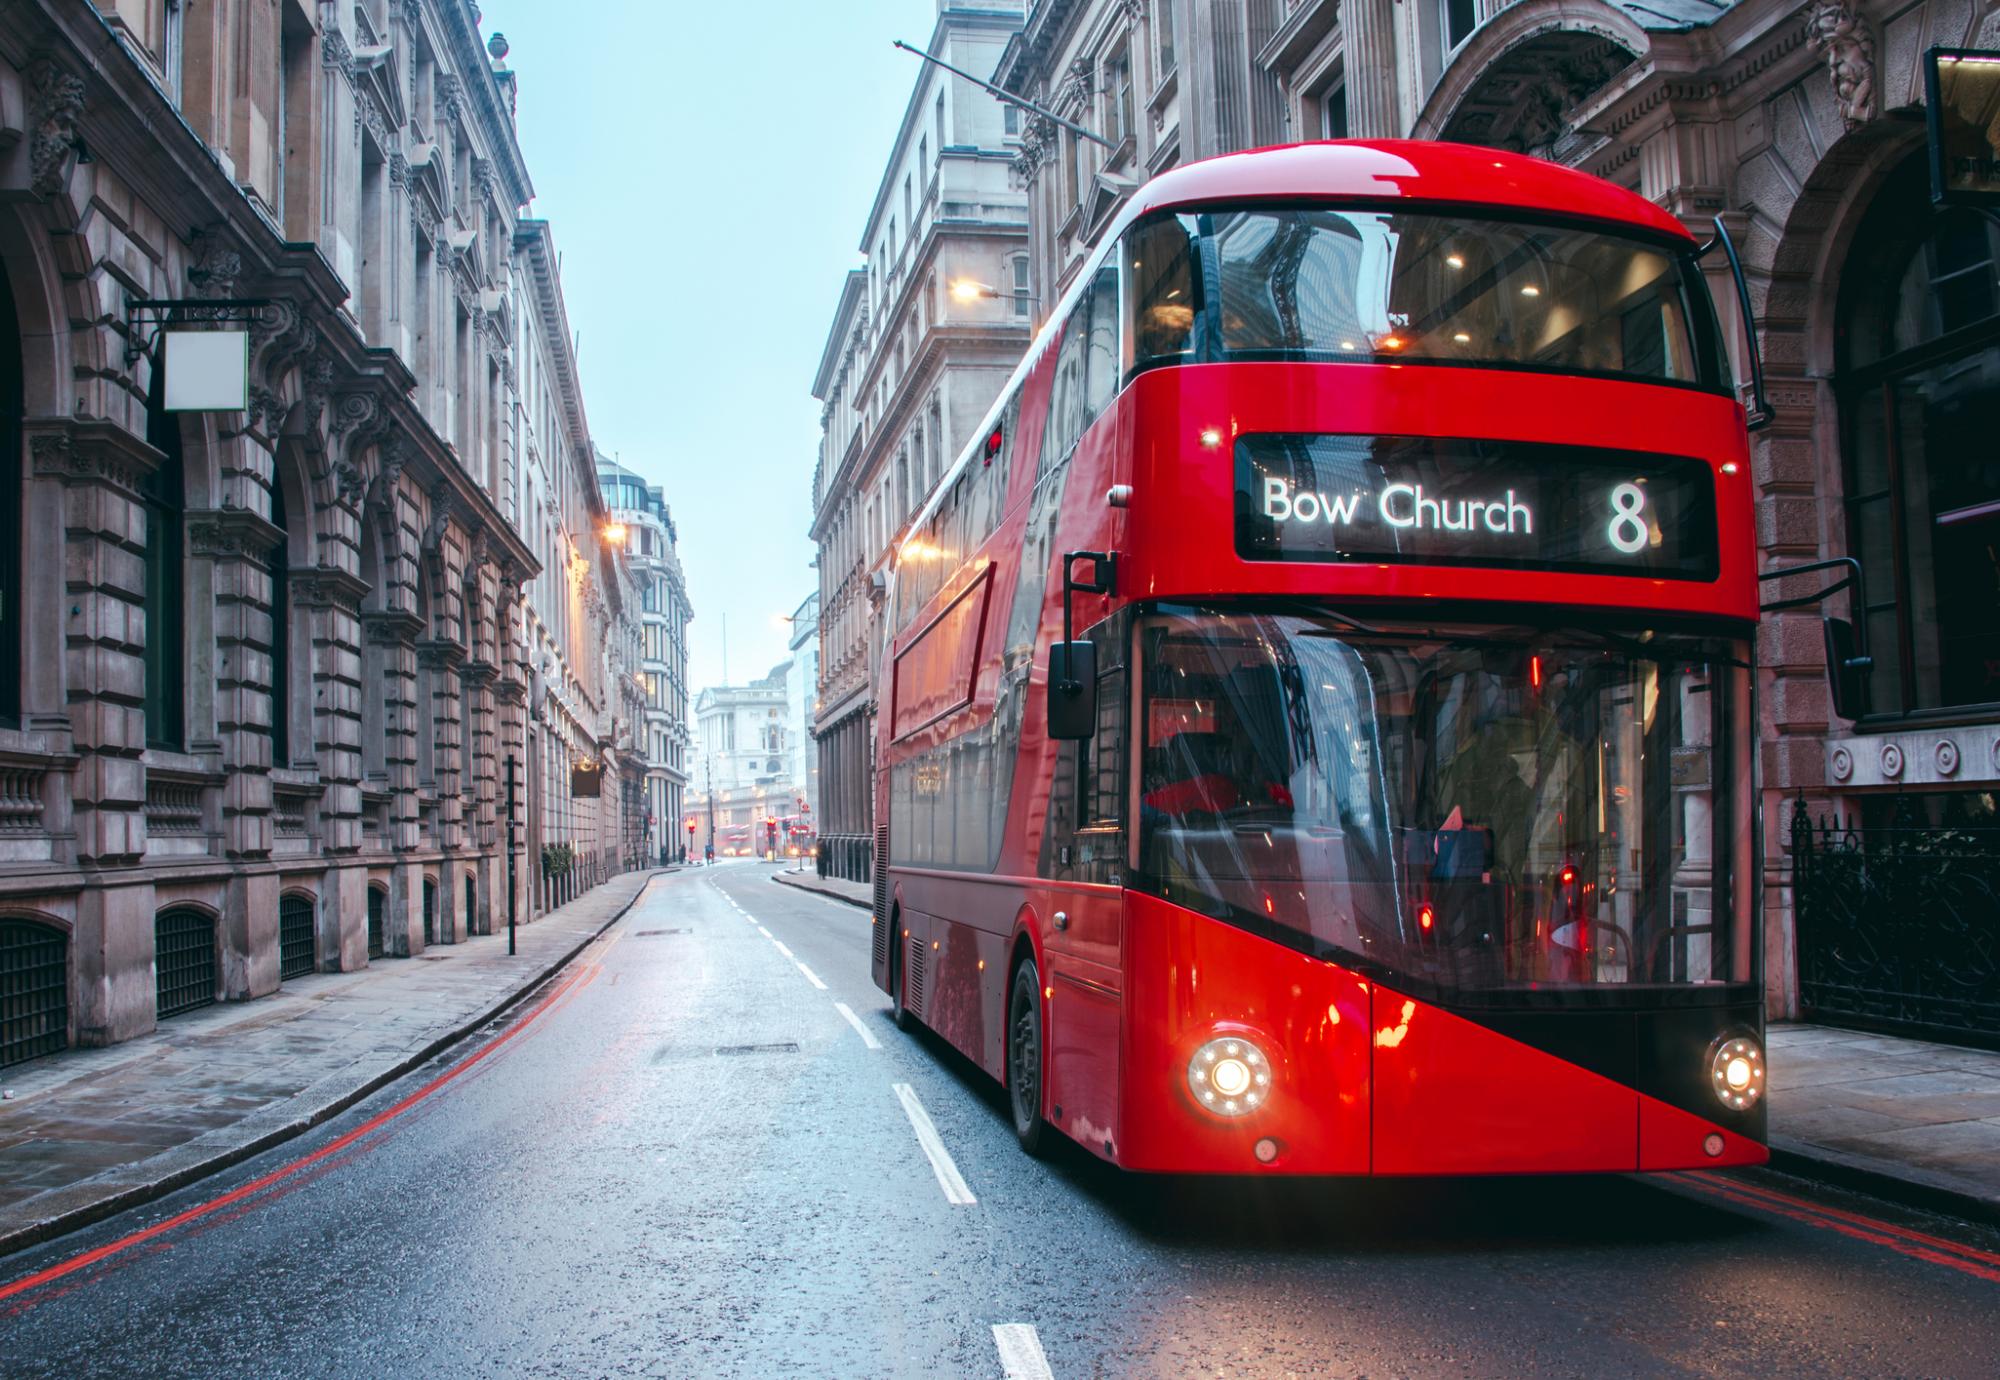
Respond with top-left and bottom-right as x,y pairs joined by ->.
1127,207 -> 1726,389
1137,606 -> 1753,998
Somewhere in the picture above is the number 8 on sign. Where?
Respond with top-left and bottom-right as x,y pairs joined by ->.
1607,482 -> 1649,554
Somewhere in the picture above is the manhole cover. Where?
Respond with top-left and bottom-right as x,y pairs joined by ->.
713,1042 -> 800,1056
634,928 -> 690,937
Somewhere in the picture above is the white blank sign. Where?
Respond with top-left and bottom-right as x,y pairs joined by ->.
162,329 -> 250,412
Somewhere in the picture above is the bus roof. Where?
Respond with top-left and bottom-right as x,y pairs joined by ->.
1121,140 -> 1695,244
893,141 -> 1698,594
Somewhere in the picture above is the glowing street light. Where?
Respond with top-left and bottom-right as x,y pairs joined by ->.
602,521 -> 629,547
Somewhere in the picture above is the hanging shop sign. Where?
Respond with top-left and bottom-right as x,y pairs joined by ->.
1926,48 -> 2000,206
570,758 -> 602,798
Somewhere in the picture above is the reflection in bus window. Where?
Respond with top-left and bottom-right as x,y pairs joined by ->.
1127,214 -> 1199,367
1126,208 -> 1721,388
1138,607 -> 1752,996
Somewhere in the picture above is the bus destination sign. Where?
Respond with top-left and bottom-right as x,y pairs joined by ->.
1235,433 -> 1718,578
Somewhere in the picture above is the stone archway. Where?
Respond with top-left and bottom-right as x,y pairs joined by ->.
1734,112 -> 1930,1018
1415,0 -> 1647,157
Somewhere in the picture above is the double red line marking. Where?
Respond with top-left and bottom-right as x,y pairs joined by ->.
1,958 -> 601,1306
1670,1171 -> 2000,1284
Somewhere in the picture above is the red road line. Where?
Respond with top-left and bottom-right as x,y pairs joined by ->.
1683,1172 -> 2000,1271
1672,1175 -> 2000,1285
0,962 -> 595,1305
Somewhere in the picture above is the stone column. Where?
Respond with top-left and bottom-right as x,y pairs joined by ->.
194,506 -> 285,863
1343,0 -> 1401,139
28,423 -> 154,866
28,422 -> 159,1043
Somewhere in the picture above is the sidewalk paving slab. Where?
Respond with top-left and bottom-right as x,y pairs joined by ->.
1767,1022 -> 2000,1227
771,867 -> 869,910
0,870 -> 660,1260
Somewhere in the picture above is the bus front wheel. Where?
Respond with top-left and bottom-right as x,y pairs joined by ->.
1007,958 -> 1052,1157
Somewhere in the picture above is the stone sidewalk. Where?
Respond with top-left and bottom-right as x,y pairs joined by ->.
0,869 -> 661,1258
771,867 -> 869,909
1767,1023 -> 2000,1222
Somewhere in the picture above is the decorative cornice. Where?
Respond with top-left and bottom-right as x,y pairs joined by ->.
416,637 -> 466,670
363,609 -> 426,645
26,420 -> 162,495
291,565 -> 372,612
1806,0 -> 1876,131
26,56 -> 86,200
186,507 -> 286,559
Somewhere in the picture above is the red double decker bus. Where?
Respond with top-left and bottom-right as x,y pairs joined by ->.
874,141 -> 1768,1176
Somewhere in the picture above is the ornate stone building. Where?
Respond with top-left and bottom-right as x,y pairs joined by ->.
809,0 -> 1032,883
598,452 -> 694,866
994,0 -> 2000,1035
0,0 -> 640,1069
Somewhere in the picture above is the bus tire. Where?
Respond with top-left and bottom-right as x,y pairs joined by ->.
1007,957 -> 1052,1157
889,919 -> 917,1033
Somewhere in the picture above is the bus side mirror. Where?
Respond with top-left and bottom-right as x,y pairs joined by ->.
1047,641 -> 1098,740
1823,616 -> 1872,721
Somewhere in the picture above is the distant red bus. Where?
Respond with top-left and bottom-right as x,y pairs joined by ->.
873,141 -> 1772,1176
714,824 -> 754,858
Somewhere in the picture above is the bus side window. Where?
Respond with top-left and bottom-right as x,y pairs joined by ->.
1126,214 -> 1198,372
1082,263 -> 1121,422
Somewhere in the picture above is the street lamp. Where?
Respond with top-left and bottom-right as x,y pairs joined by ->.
602,521 -> 629,547
949,278 -> 1038,307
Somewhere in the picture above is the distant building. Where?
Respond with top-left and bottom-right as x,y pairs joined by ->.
598,454 -> 695,864
810,0 -> 1031,883
786,593 -> 821,826
694,664 -> 798,855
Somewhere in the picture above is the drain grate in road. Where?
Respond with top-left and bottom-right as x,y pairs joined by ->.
713,1042 -> 800,1056
633,928 -> 691,937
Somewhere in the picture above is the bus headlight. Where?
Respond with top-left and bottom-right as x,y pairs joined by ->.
1187,1036 -> 1271,1116
1710,1036 -> 1764,1111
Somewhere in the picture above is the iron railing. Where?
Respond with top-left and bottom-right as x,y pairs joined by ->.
155,908 -> 217,1019
818,832 -> 873,884
0,918 -> 67,1067
1792,799 -> 2000,1047
279,893 -> 316,980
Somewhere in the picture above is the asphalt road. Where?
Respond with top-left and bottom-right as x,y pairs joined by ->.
5,862 -> 1999,1379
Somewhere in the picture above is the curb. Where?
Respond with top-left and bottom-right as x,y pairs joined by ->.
770,869 -> 870,911
1765,1135 -> 2000,1231
0,871 -> 664,1263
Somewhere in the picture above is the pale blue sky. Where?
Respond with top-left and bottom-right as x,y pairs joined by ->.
483,0 -> 947,693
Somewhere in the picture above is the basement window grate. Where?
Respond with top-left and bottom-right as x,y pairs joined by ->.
713,1042 -> 800,1056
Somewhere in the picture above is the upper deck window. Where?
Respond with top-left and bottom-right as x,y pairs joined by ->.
1127,207 -> 1727,391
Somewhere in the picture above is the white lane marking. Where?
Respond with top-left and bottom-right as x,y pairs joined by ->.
992,1324 -> 1054,1380
893,1082 -> 976,1206
772,939 -> 795,959
796,962 -> 827,990
835,1002 -> 881,1049
756,925 -> 773,938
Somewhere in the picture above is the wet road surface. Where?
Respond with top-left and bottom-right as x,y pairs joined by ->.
5,862 -> 1999,1378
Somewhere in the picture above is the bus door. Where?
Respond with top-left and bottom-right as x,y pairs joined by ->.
1039,619 -> 1128,1157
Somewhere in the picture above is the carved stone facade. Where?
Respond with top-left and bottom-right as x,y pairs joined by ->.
809,3 -> 1031,882
0,0 -> 642,1066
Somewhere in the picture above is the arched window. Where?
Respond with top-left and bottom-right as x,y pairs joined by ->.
142,368 -> 186,750
0,261 -> 21,727
269,465 -> 293,767
1838,154 -> 2000,716
358,518 -> 385,780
